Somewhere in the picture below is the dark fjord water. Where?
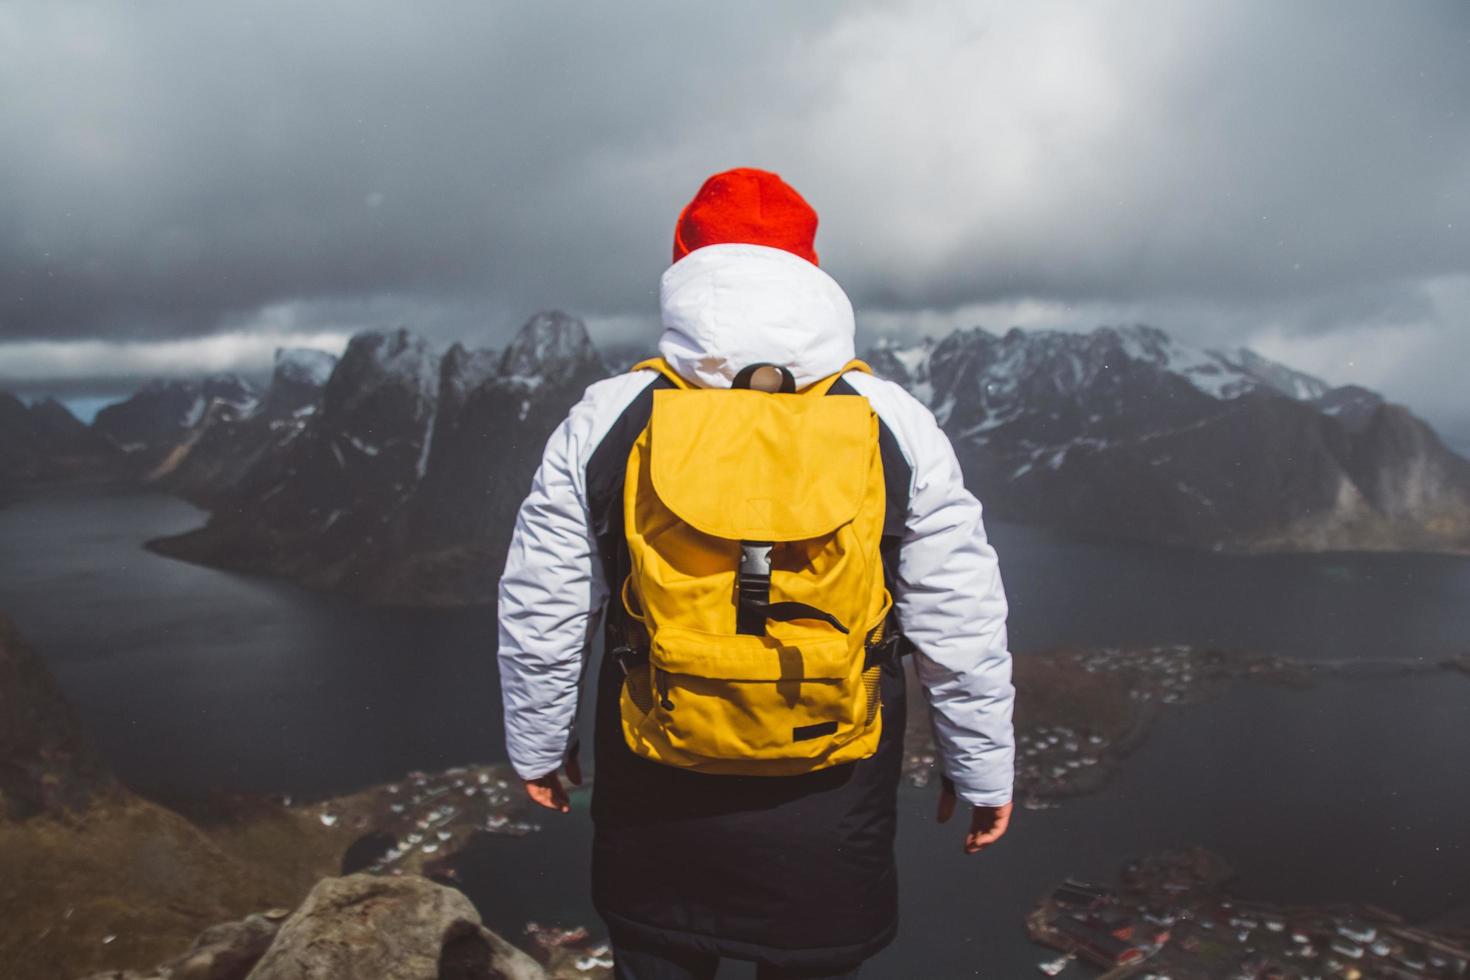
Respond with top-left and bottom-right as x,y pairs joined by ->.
2,484 -> 1468,978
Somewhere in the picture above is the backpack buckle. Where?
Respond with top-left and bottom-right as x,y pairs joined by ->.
864,630 -> 903,670
738,541 -> 772,581
736,541 -> 773,636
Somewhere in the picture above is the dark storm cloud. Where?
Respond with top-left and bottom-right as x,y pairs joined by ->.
1,0 -> 1468,439
0,1 -> 846,342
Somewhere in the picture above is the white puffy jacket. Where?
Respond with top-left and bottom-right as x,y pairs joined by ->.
497,243 -> 1016,807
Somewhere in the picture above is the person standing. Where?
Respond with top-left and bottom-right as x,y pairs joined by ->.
498,168 -> 1015,979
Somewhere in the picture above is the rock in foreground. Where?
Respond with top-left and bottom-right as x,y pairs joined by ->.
81,874 -> 546,980
249,874 -> 543,980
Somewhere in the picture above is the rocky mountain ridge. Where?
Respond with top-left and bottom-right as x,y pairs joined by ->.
144,317 -> 1470,605
7,317 -> 1467,604
869,323 -> 1470,555
147,311 -> 607,605
92,375 -> 260,471
146,348 -> 341,508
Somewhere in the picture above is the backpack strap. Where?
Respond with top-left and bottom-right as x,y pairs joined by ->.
629,356 -> 693,390
813,358 -> 904,669
802,358 -> 873,396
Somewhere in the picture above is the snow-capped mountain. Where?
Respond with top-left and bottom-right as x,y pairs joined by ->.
498,310 -> 605,387
143,316 -> 1470,606
150,314 -> 608,604
90,374 -> 260,474
869,323 -> 1333,425
867,323 -> 1470,554
149,347 -> 341,507
260,348 -> 338,419
375,315 -> 608,602
152,328 -> 441,584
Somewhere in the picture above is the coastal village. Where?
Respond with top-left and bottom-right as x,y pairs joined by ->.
1027,848 -> 1470,979
904,642 -> 1321,805
301,763 -> 542,877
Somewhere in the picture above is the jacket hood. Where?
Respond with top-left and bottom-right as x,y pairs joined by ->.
657,243 -> 856,389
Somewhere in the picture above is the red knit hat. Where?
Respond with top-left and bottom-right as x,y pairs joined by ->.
672,167 -> 819,266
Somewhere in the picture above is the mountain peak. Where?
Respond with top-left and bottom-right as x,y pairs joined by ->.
326,329 -> 440,417
273,348 -> 338,388
201,373 -> 260,410
260,348 -> 337,419
27,396 -> 83,428
499,310 -> 604,384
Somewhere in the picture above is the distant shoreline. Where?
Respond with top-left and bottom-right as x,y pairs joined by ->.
901,642 -> 1468,807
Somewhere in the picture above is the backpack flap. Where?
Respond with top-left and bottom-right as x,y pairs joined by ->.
647,388 -> 873,542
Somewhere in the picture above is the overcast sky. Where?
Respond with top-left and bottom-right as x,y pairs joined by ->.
1,1 -> 1467,445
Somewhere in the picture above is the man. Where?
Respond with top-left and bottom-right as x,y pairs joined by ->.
498,168 -> 1015,979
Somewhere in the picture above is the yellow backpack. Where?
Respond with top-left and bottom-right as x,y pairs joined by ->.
613,355 -> 895,775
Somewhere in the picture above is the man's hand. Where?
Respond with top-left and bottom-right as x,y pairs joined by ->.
937,775 -> 1013,854
522,747 -> 583,814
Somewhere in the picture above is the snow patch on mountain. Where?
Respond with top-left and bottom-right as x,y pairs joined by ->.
275,348 -> 338,387
1215,345 -> 1330,401
870,323 -> 1337,411
345,434 -> 381,457
415,402 -> 437,480
868,335 -> 937,405
181,395 -> 206,428
1100,324 -> 1331,402
889,345 -> 929,376
200,374 -> 261,410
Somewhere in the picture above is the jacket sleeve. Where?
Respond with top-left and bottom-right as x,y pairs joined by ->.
496,401 -> 608,782
892,398 -> 1016,808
